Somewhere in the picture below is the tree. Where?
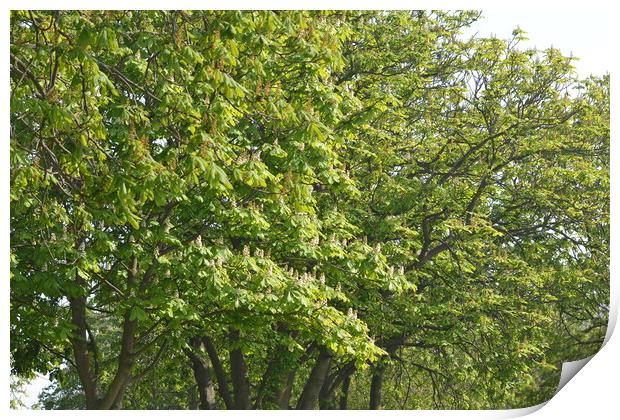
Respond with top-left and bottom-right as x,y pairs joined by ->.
10,10 -> 609,410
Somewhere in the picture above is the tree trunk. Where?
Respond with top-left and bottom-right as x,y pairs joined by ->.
254,327 -> 303,409
97,256 -> 139,409
319,362 -> 355,409
254,343 -> 291,409
274,342 -> 315,409
188,385 -> 199,410
339,369 -> 352,410
229,330 -> 251,409
296,348 -> 331,410
111,380 -> 129,409
69,291 -> 99,409
186,337 -> 217,409
318,372 -> 335,409
369,364 -> 386,410
202,336 -> 234,409
97,312 -> 137,409
278,370 -> 297,409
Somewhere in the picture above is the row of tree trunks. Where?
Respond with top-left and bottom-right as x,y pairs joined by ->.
186,336 -> 358,410
188,331 -> 302,410
186,334 -> 400,411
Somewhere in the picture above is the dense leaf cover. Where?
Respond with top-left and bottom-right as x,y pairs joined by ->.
10,11 -> 609,410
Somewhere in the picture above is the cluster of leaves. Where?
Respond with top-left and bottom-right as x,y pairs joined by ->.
10,10 -> 608,410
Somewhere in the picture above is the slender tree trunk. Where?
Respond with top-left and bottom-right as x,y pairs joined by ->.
318,367 -> 337,409
97,312 -> 137,409
98,256 -> 139,409
229,330 -> 251,409
369,364 -> 386,410
189,356 -> 217,409
254,343 -> 290,409
296,348 -> 332,410
339,369 -> 352,410
188,384 -> 199,410
274,342 -> 315,409
319,362 -> 355,409
69,292 -> 99,409
185,337 -> 217,409
278,370 -> 297,409
254,328 -> 304,409
202,336 -> 234,409
111,380 -> 129,409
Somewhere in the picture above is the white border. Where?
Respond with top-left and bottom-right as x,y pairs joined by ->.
2,1 -> 618,418
0,1 -> 616,11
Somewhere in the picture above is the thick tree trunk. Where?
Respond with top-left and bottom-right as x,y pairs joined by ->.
229,330 -> 251,409
369,364 -> 386,410
202,336 -> 234,409
186,337 -> 217,409
296,348 -> 332,410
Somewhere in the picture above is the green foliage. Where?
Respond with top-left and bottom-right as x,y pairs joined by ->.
10,10 -> 608,410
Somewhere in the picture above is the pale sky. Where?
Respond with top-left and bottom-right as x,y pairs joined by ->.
464,9 -> 610,77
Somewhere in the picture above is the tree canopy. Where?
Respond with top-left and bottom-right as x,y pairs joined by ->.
10,10 -> 609,410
